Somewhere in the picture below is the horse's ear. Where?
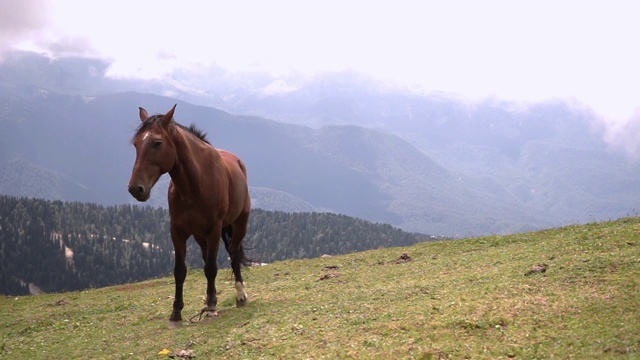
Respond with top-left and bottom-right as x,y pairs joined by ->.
161,104 -> 177,127
139,107 -> 149,122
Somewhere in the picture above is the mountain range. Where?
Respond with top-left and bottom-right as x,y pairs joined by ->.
1,51 -> 638,237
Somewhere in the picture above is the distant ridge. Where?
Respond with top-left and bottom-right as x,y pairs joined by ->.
0,158 -> 94,202
249,187 -> 320,212
1,51 -> 639,236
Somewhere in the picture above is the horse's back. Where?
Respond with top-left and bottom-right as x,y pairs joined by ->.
218,149 -> 248,178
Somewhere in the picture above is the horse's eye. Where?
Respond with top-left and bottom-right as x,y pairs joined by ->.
153,140 -> 162,148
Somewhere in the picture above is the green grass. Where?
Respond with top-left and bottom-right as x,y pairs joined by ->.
2,217 -> 639,359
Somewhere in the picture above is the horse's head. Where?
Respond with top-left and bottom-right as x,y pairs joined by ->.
127,105 -> 177,202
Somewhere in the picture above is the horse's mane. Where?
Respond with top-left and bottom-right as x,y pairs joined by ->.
179,123 -> 211,145
132,115 -> 210,145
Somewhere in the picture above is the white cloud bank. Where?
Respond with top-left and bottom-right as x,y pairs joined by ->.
2,0 -> 640,132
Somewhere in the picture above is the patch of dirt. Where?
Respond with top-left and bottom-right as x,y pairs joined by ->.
318,273 -> 340,281
604,346 -> 638,355
395,253 -> 413,263
319,264 -> 341,281
48,299 -> 67,306
377,252 -> 415,265
524,264 -> 547,276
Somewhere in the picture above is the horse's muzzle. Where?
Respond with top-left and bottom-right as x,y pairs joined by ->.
128,184 -> 150,202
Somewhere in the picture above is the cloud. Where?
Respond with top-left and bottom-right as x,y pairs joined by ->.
3,0 -> 639,133
0,0 -> 49,53
41,36 -> 95,58
604,110 -> 640,159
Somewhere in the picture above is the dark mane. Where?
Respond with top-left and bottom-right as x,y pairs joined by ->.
132,115 -> 210,145
180,123 -> 210,145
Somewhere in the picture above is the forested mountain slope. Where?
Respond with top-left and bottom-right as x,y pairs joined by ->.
0,195 -> 437,295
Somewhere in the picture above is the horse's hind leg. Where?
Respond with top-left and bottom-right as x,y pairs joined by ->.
226,216 -> 249,307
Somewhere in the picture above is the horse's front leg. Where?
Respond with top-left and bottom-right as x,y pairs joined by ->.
170,228 -> 189,322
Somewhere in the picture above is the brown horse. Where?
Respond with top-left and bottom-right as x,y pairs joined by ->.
127,104 -> 250,322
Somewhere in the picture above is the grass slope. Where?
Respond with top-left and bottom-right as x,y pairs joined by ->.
2,217 -> 639,359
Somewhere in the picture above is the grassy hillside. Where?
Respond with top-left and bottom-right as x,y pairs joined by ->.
2,217 -> 639,359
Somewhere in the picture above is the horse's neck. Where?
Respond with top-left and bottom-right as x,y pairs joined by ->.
168,129 -> 217,200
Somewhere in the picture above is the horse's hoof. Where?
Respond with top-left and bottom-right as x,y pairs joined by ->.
194,307 -> 217,323
201,305 -> 217,316
167,320 -> 183,329
235,282 -> 247,307
203,309 -> 219,317
236,297 -> 248,308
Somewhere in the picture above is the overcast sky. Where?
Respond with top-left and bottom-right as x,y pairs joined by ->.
2,0 -> 640,125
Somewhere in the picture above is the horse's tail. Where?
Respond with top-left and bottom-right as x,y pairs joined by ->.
222,225 -> 252,267
222,225 -> 233,252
